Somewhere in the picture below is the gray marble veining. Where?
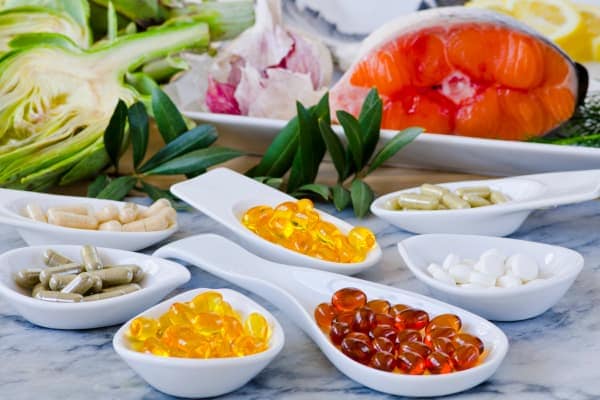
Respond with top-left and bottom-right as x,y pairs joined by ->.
1,198 -> 599,400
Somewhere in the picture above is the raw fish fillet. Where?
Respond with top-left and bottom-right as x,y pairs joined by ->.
330,7 -> 588,140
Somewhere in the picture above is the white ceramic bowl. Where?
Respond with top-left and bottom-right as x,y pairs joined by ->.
113,288 -> 285,398
0,245 -> 190,329
0,189 -> 178,251
398,234 -> 584,321
170,168 -> 382,275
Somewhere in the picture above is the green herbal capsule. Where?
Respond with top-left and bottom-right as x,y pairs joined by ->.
456,186 -> 491,198
61,272 -> 95,295
442,192 -> 471,209
101,283 -> 141,294
35,290 -> 83,303
39,263 -> 84,286
44,250 -> 73,267
490,191 -> 509,204
83,290 -> 126,302
91,267 -> 133,287
396,193 -> 439,210
31,283 -> 45,298
115,265 -> 144,283
81,245 -> 103,271
463,194 -> 491,208
13,268 -> 42,289
420,184 -> 448,198
90,274 -> 103,293
49,274 -> 76,291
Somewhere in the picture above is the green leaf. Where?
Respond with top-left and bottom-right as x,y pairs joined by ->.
253,176 -> 283,189
139,125 -> 217,173
350,179 -> 374,218
126,72 -> 159,97
367,127 -> 422,175
128,102 -> 149,169
318,118 -> 346,182
107,1 -> 117,41
337,110 -> 363,171
87,175 -> 109,198
359,88 -> 383,165
314,92 -> 331,123
95,176 -> 137,200
60,144 -> 110,185
250,117 -> 299,177
332,184 -> 351,211
293,183 -> 330,200
152,86 -> 187,143
145,147 -> 243,175
103,99 -> 128,171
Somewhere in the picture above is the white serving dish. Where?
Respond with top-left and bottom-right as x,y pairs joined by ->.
170,167 -> 382,275
0,189 -> 178,251
370,169 -> 600,236
154,234 -> 509,398
0,245 -> 190,329
113,288 -> 285,398
398,234 -> 584,321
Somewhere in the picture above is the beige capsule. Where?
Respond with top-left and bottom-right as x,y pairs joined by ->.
112,264 -> 145,283
47,204 -> 92,216
35,290 -> 83,303
91,267 -> 133,287
141,198 -> 171,218
396,193 -> 439,210
39,263 -> 84,286
81,245 -> 103,271
14,268 -> 43,289
420,184 -> 449,199
383,198 -> 399,210
119,203 -> 139,224
90,274 -> 103,293
463,194 -> 491,207
157,207 -> 177,226
31,283 -> 45,298
490,191 -> 509,204
98,220 -> 122,232
24,203 -> 46,223
122,215 -> 168,232
44,249 -> 73,267
456,186 -> 491,198
49,274 -> 76,291
61,272 -> 95,295
442,192 -> 471,209
101,283 -> 141,294
47,210 -> 98,230
96,204 -> 119,223
83,290 -> 124,302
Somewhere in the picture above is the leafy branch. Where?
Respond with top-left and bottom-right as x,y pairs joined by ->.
248,89 -> 422,217
89,87 -> 243,201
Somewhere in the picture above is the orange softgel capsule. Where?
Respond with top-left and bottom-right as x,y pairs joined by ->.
241,199 -> 376,263
331,288 -> 367,312
314,302 -> 338,330
128,291 -> 271,359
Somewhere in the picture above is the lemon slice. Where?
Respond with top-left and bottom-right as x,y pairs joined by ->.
593,37 -> 600,62
465,0 -> 512,15
506,0 -> 583,45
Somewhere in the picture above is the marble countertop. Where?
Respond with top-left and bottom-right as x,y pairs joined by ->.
1,199 -> 599,400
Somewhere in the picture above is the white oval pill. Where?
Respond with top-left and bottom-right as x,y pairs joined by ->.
427,263 -> 456,285
449,264 -> 472,284
497,274 -> 522,288
539,252 -> 559,278
477,248 -> 506,278
506,253 -> 539,282
469,271 -> 496,287
442,253 -> 460,271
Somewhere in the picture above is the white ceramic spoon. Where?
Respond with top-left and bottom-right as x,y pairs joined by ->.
170,167 -> 382,275
153,234 -> 509,398
371,169 -> 600,236
0,189 -> 178,251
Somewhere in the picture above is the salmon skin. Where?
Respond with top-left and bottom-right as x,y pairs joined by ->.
330,7 -> 588,141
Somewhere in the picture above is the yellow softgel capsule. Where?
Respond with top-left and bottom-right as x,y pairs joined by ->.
142,337 -> 170,357
210,334 -> 234,358
191,291 -> 223,313
128,317 -> 159,341
242,205 -> 273,232
347,226 -> 376,252
296,198 -> 314,213
314,221 -> 339,246
222,315 -> 244,341
191,339 -> 212,359
233,335 -> 266,356
167,302 -> 195,325
267,210 -> 295,239
162,325 -> 204,354
244,312 -> 271,341
192,312 -> 223,336
309,243 -> 340,262
158,313 -> 172,335
283,230 -> 312,254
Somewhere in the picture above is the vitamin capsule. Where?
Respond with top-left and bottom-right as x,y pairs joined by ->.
341,332 -> 373,364
395,309 -> 430,330
47,210 -> 98,230
490,190 -> 509,204
426,351 -> 454,374
308,243 -> 340,262
452,344 -> 480,370
331,288 -> 367,312
61,272 -> 95,295
122,215 -> 169,232
210,334 -> 234,358
352,307 -> 376,333
222,315 -> 245,341
24,203 -> 46,222
314,303 -> 337,330
244,312 -> 271,341
49,204 -> 92,215
191,291 -> 224,313
366,299 -> 391,315
427,314 -> 462,333
49,274 -> 76,291
463,194 -> 491,208
95,204 -> 119,222
372,336 -> 395,354
82,290 -> 127,301
425,327 -> 457,346
89,274 -> 103,293
119,203 -> 139,224
431,337 -> 456,355
129,317 -> 159,341
370,351 -> 396,371
441,192 -> 470,209
242,206 -> 273,232
32,283 -> 45,298
373,313 -> 395,328
143,337 -> 170,357
14,268 -> 42,289
233,335 -> 266,356
330,312 -> 354,345
168,302 -> 195,325
347,227 -> 376,252
420,184 -> 448,198
389,304 -> 410,317
454,333 -> 485,355
399,341 -> 431,359
296,198 -> 314,213
396,193 -> 439,210
81,245 -> 103,271
163,325 -> 204,353
91,267 -> 133,286
101,283 -> 140,295
35,290 -> 83,303
39,263 -> 84,286
114,264 -> 145,283
44,249 -> 73,267
456,186 -> 491,198
370,326 -> 397,343
157,207 -> 177,225
141,198 -> 171,218
442,253 -> 460,270
192,312 -> 224,336
383,198 -> 399,210
397,351 -> 426,375
396,329 -> 422,344
98,220 -> 122,231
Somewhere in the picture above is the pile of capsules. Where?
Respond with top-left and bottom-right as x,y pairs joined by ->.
314,288 -> 485,374
22,198 -> 177,232
13,246 -> 144,302
384,184 -> 510,211
242,199 -> 376,263
127,291 -> 271,358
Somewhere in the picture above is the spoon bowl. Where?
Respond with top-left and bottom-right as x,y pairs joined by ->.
154,234 -> 508,398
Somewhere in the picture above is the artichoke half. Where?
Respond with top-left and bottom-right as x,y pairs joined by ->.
0,22 -> 209,190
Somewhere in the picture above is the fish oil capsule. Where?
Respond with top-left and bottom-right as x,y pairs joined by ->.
81,245 -> 103,271
454,333 -> 485,355
95,204 -> 119,222
490,191 -> 509,204
389,303 -> 410,317
372,336 -> 395,354
91,267 -> 133,287
425,327 -> 457,346
222,315 -> 245,341
463,194 -> 491,207
396,329 -> 423,344
456,186 -> 491,198
61,272 -> 95,295
427,314 -> 462,334
314,303 -> 337,330
373,313 -> 395,328
431,336 -> 456,355
44,249 -> 73,267
341,332 -> 373,364
395,309 -> 430,330
452,344 -> 480,370
330,312 -> 353,345
399,341 -> 431,359
191,291 -> 224,312
98,220 -> 122,231
331,288 -> 367,312
441,192 -> 471,209
244,312 -> 270,341
420,184 -> 449,198
39,263 -> 84,286
129,317 -> 159,341
143,337 -> 170,357
35,290 -> 83,303
32,283 -> 45,298
370,351 -> 396,371
49,274 -> 76,291
141,198 -> 171,218
168,302 -> 195,325
233,335 -> 265,356
397,351 -> 426,375
119,203 -> 139,224
347,227 -> 376,252
101,283 -> 140,294
24,203 -> 46,222
352,307 -> 376,333
14,269 -> 42,289
370,326 -> 397,343
426,351 -> 454,374
396,193 -> 439,210
192,313 -> 223,336
366,299 -> 391,315
47,210 -> 98,230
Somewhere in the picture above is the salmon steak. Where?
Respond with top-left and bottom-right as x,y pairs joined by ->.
330,7 -> 588,140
